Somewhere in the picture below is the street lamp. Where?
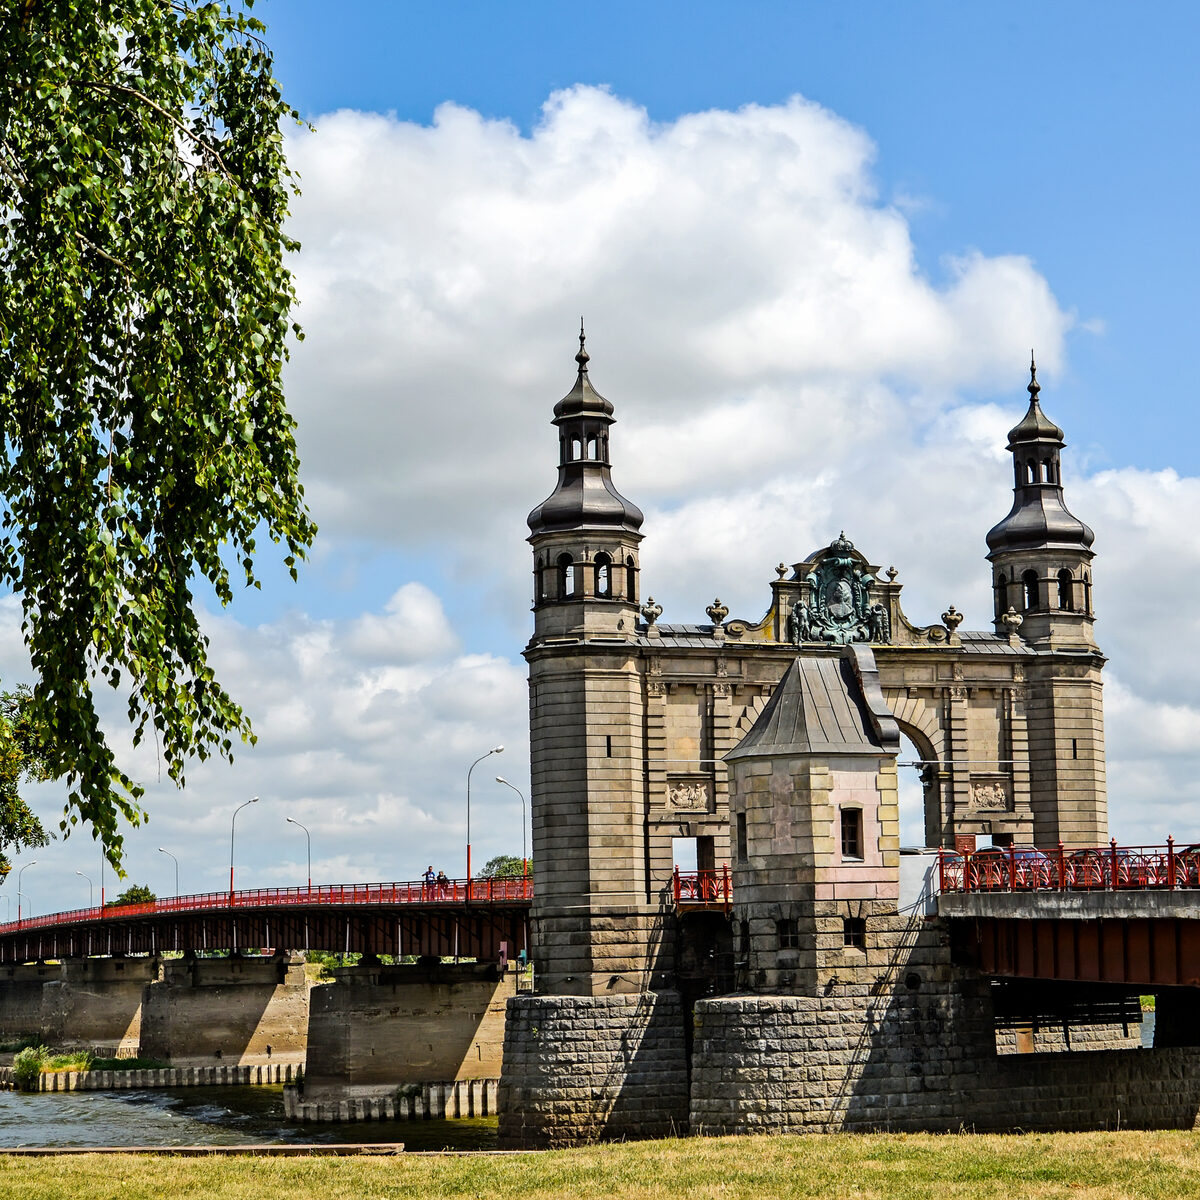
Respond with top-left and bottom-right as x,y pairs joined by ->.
495,776 -> 528,879
286,817 -> 311,891
466,746 -> 503,884
158,848 -> 179,897
17,860 -> 36,925
230,796 -> 259,899
75,870 -> 94,908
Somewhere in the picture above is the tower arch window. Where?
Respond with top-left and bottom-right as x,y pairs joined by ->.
626,555 -> 639,603
570,437 -> 582,461
1057,568 -> 1074,610
994,572 -> 1008,619
594,552 -> 612,598
536,556 -> 547,603
1043,458 -> 1055,485
1022,569 -> 1040,610
557,552 -> 577,599
1083,572 -> 1092,614
586,436 -> 598,460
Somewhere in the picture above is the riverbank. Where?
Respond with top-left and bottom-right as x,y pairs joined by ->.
0,1130 -> 1197,1198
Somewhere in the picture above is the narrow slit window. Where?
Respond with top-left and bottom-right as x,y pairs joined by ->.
840,808 -> 863,860
843,917 -> 866,949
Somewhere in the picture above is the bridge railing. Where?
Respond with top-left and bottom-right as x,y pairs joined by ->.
938,839 -> 1200,893
673,866 -> 732,910
0,874 -> 533,936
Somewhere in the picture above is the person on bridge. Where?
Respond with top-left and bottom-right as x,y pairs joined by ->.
423,865 -> 435,899
436,869 -> 449,898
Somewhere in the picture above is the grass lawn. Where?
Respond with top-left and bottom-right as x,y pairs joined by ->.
0,1130 -> 1198,1199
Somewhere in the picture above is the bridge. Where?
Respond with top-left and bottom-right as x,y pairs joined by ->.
0,875 -> 532,965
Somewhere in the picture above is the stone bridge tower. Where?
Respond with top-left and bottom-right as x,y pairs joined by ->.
525,326 -> 655,995
986,357 -> 1105,845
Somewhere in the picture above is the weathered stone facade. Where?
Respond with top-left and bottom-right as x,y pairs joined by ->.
499,342 -> 1156,1148
499,991 -> 689,1147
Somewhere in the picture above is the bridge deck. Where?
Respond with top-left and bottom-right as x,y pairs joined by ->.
0,877 -> 532,963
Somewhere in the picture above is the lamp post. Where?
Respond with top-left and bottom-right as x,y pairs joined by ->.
466,746 -> 504,886
75,870 -> 94,908
158,848 -> 179,897
17,860 -> 36,925
286,817 -> 311,891
495,776 -> 528,879
230,796 -> 259,900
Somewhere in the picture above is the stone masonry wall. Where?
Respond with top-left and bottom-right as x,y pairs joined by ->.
499,991 -> 688,1148
692,991 -> 1200,1133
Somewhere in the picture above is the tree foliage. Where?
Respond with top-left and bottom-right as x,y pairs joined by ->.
108,882 -> 154,906
0,1 -> 314,864
0,686 -> 52,879
476,854 -> 529,880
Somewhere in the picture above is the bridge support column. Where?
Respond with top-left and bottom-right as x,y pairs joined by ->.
140,952 -> 308,1067
295,960 -> 513,1116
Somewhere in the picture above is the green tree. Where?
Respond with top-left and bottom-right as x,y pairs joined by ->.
476,854 -> 530,880
0,686 -> 52,879
0,1 -> 314,866
107,883 -> 154,907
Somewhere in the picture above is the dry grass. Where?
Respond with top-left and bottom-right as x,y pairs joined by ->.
0,1130 -> 1198,1200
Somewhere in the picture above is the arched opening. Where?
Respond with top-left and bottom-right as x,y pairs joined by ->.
570,437 -> 582,460
557,552 -> 575,599
1026,460 -> 1038,485
897,729 -> 941,849
1043,458 -> 1055,484
1057,568 -> 1074,610
1083,572 -> 1091,614
1022,569 -> 1040,610
594,552 -> 612,598
626,555 -> 638,603
586,436 -> 598,460
994,573 -> 1008,619
536,556 -> 547,603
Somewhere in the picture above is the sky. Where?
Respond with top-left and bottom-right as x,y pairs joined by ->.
5,1 -> 1200,915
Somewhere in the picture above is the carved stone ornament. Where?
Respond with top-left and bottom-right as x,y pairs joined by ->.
941,605 -> 964,631
787,534 -> 889,646
1001,606 -> 1024,634
970,781 -> 1010,811
641,597 -> 663,626
668,779 -> 711,810
706,598 -> 729,624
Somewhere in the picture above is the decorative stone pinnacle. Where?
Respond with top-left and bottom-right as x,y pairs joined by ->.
1001,606 -> 1024,633
576,317 -> 589,374
886,566 -> 898,582
641,596 -> 662,626
776,562 -> 788,579
941,605 -> 964,631
1028,350 -> 1040,402
706,598 -> 729,625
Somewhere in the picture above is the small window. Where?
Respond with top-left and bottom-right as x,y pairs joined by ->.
843,917 -> 866,949
1022,569 -> 1040,611
557,553 -> 575,599
777,919 -> 799,950
840,808 -> 863,860
1057,568 -> 1074,611
594,552 -> 612,598
736,811 -> 747,861
626,556 -> 638,603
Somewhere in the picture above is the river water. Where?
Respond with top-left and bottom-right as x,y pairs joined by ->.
0,1086 -> 498,1150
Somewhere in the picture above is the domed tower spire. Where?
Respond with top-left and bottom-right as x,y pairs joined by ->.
985,353 -> 1096,646
527,325 -> 644,639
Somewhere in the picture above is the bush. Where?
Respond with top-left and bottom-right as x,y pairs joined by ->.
107,884 -> 155,907
12,1044 -> 46,1090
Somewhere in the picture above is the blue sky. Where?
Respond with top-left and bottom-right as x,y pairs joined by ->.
259,0 -> 1198,484
6,1 -> 1200,912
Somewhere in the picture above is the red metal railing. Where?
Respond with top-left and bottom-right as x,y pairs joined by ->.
938,839 -> 1200,894
673,866 -> 732,910
0,874 -> 533,936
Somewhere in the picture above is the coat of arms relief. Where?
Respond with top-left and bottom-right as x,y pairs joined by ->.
786,533 -> 891,646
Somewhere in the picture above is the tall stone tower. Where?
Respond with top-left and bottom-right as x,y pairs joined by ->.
986,357 -> 1106,846
525,327 -> 655,995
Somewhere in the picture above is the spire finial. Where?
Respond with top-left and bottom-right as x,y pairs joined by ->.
1028,350 -> 1040,402
576,317 -> 589,374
